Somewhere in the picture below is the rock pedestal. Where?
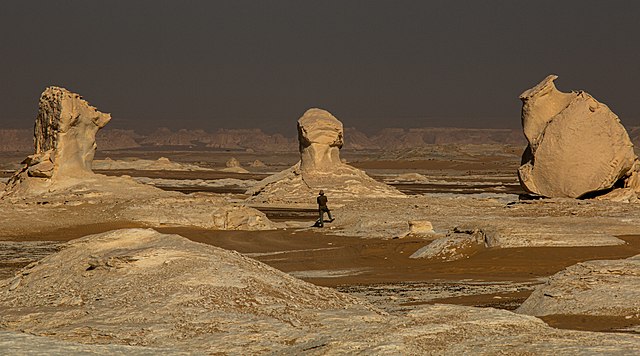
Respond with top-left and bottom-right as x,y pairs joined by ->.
518,75 -> 639,198
248,108 -> 403,203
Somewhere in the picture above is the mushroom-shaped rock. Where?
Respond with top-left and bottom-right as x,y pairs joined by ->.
297,108 -> 344,172
6,87 -> 111,190
518,75 -> 639,198
248,108 -> 403,203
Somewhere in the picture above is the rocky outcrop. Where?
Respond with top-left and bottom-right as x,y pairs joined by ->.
248,108 -> 403,203
220,157 -> 249,173
6,87 -> 111,190
410,226 -> 498,261
518,75 -> 640,198
297,108 -> 344,172
517,254 -> 640,317
2,229 -> 639,354
1,87 -> 275,231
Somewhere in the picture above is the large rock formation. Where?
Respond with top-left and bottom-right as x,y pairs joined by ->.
298,108 -> 344,172
6,87 -> 111,189
518,75 -> 640,198
248,108 -> 403,203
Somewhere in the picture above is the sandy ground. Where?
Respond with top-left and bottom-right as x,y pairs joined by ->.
2,146 -> 639,335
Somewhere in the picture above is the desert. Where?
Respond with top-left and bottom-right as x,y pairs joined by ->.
0,77 -> 639,354
2,2 -> 640,354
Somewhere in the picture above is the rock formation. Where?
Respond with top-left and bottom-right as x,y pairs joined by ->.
248,108 -> 403,203
1,87 -> 275,231
6,87 -> 111,190
518,75 -> 640,198
220,157 -> 249,173
517,254 -> 640,317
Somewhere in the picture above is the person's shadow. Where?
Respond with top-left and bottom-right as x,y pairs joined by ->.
312,218 -> 335,228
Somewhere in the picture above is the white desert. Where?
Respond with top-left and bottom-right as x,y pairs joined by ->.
1,81 -> 640,354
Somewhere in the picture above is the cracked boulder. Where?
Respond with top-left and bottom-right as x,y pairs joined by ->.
518,75 -> 639,198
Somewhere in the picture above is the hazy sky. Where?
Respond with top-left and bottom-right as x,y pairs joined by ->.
1,1 -> 639,134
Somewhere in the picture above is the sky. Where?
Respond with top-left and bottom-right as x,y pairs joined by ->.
1,0 -> 639,135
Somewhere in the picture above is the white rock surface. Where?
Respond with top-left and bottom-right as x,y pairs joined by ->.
518,75 -> 639,198
1,228 -> 639,354
410,226 -> 497,261
248,108 -> 403,203
517,254 -> 640,317
93,157 -> 211,171
249,159 -> 266,168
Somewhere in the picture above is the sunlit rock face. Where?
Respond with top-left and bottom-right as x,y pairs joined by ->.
518,75 -> 639,198
7,87 -> 110,189
297,108 -> 344,173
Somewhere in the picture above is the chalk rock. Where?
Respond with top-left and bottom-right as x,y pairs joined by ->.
225,157 -> 241,168
407,220 -> 434,235
220,157 -> 249,173
517,254 -> 640,317
248,108 -> 403,203
410,226 -> 499,261
297,108 -> 343,172
6,87 -> 111,189
518,75 -> 639,198
249,159 -> 266,168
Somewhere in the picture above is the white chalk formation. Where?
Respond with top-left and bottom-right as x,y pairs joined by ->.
220,157 -> 249,173
248,108 -> 403,203
6,87 -> 111,191
517,254 -> 640,318
518,75 -> 640,198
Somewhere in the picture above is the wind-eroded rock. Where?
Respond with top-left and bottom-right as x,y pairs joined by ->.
518,75 -> 639,198
248,108 -> 403,203
6,87 -> 111,191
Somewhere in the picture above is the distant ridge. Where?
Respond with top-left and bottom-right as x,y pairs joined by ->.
15,125 -> 640,152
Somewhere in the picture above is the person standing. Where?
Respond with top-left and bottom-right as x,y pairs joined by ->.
316,190 -> 334,227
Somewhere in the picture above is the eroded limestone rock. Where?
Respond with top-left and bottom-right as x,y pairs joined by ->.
7,87 -> 111,190
297,108 -> 343,172
518,75 -> 639,198
517,254 -> 640,317
221,157 -> 249,173
248,108 -> 403,203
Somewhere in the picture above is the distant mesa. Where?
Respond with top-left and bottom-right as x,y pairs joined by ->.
518,75 -> 640,199
248,108 -> 403,203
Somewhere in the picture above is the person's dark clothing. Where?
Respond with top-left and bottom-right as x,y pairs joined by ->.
317,195 -> 332,227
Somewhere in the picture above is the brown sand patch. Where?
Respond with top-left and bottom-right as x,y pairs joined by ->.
541,314 -> 640,333
154,228 -> 640,287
